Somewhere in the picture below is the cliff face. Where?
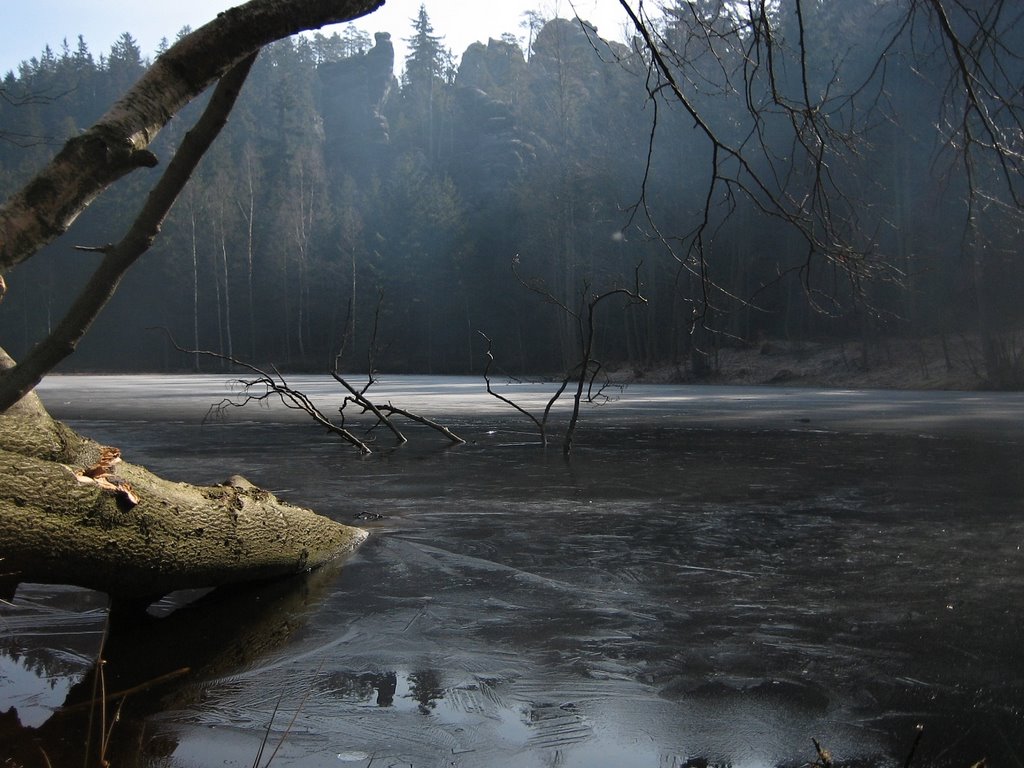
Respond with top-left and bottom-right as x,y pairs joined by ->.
449,22 -> 641,200
458,36 -> 528,97
316,20 -> 633,197
319,31 -> 397,177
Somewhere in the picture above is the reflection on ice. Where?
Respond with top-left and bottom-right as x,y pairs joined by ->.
0,650 -> 82,728
0,584 -> 107,729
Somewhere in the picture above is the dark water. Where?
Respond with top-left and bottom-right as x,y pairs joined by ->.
3,376 -> 1024,767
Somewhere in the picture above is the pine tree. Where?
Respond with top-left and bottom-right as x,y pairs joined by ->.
397,5 -> 453,165
402,5 -> 445,92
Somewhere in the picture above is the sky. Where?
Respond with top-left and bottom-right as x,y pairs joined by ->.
1,0 -> 637,76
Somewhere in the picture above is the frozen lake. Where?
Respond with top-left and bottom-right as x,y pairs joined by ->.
3,375 -> 1023,767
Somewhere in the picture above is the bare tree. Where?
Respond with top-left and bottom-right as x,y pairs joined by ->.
0,0 -> 383,607
481,260 -> 646,455
616,0 -> 1024,383
0,0 -> 384,412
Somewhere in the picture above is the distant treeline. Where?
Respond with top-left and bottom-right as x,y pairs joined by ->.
1,2 -> 1022,381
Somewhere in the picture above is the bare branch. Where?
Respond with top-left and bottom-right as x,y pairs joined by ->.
157,331 -> 373,454
562,267 -> 647,455
374,402 -> 466,445
479,331 -> 548,444
922,0 -> 1024,206
160,326 -> 464,453
0,53 -> 258,413
618,0 -> 911,342
481,262 -> 646,454
0,0 -> 383,273
332,369 -> 408,444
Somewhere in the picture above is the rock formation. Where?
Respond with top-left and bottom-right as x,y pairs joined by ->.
319,31 -> 396,178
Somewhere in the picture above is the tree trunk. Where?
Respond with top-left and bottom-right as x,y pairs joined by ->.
0,0 -> 383,274
0,347 -> 366,608
0,1 -> 386,410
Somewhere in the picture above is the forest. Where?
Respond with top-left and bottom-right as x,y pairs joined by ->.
1,1 -> 1022,386
2,5 -> 1024,765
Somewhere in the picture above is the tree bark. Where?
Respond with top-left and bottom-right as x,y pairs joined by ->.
0,348 -> 366,606
0,1 -> 382,606
0,0 -> 383,274
0,1 -> 386,412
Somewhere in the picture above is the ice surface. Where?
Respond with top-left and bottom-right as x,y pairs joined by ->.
4,376 -> 1022,767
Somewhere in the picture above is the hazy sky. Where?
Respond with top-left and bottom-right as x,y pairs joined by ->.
2,0 -> 637,76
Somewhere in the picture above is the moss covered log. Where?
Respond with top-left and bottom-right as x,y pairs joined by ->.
0,349 -> 366,605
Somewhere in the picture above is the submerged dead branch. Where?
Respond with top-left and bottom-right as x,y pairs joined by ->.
480,261 -> 645,455
332,368 -> 407,445
161,331 -> 371,453
161,331 -> 463,453
331,369 -> 465,446
479,330 -> 553,444
372,401 -> 466,445
330,292 -> 465,446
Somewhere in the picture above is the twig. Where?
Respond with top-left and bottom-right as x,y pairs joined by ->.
812,737 -> 833,768
58,667 -> 192,714
83,616 -> 109,768
479,261 -> 645,454
254,657 -> 326,768
332,370 -> 407,444
162,329 -> 462,451
903,724 -> 925,768
478,331 -> 548,444
252,694 -> 283,768
158,329 -> 372,454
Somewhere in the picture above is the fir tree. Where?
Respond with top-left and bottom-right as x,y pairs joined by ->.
402,4 -> 445,92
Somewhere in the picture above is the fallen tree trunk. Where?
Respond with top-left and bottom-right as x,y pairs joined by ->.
0,349 -> 366,607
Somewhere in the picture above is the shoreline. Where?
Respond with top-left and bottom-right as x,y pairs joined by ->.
624,335 -> 998,391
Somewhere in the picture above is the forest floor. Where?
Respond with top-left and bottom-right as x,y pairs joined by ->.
627,334 -> 998,391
